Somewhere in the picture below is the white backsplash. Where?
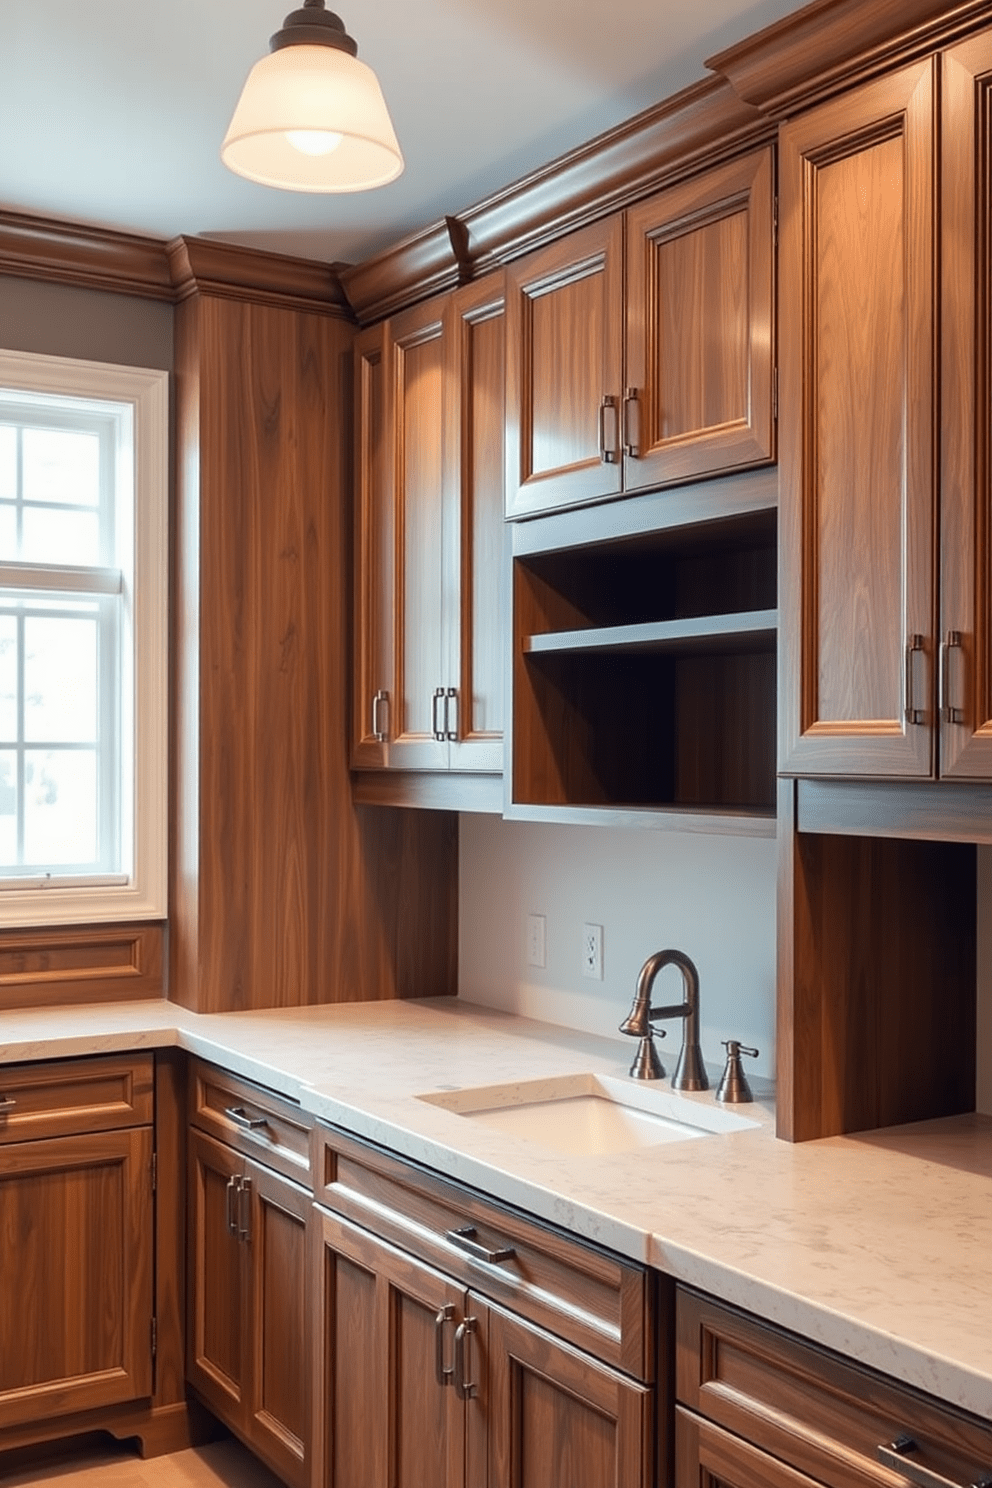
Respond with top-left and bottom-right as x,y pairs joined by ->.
458,815 -> 778,1081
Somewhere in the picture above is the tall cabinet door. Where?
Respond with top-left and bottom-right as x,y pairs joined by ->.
389,298 -> 450,770
486,1305 -> 652,1488
625,147 -> 775,494
444,276 -> 506,773
505,216 -> 624,518
352,323 -> 394,769
778,60 -> 936,777
940,30 -> 992,779
187,1129 -> 246,1424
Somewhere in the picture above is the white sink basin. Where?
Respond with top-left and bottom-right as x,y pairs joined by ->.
417,1072 -> 759,1157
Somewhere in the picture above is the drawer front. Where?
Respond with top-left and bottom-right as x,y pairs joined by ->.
315,1123 -> 652,1381
188,1059 -> 312,1188
676,1289 -> 992,1488
0,1054 -> 153,1142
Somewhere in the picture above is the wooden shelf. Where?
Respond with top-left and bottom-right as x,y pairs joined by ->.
524,609 -> 777,658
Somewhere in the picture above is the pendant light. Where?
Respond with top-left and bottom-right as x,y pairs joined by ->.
221,0 -> 403,193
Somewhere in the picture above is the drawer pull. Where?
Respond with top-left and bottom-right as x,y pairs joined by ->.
224,1105 -> 270,1134
225,1175 -> 239,1235
453,1317 -> 478,1401
878,1435 -> 992,1488
435,1304 -> 455,1387
0,1096 -> 15,1112
445,1224 -> 516,1266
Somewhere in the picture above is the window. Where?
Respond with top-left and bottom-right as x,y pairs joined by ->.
0,350 -> 168,926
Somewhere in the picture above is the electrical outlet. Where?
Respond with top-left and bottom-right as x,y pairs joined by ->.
526,913 -> 546,969
582,922 -> 603,980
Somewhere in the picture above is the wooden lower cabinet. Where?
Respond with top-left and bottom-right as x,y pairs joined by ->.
188,1127 -> 311,1488
314,1206 -> 653,1488
676,1408 -> 820,1488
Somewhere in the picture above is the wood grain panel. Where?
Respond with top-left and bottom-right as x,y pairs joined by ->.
172,290 -> 458,1013
351,323 -> 394,769
505,216 -> 624,518
778,61 -> 935,777
188,1058 -> 312,1187
0,1054 -> 152,1143
0,1126 -> 153,1429
675,1407 -> 820,1488
186,1129 -> 245,1419
0,923 -> 163,1010
625,148 -> 775,492
940,31 -> 992,779
777,781 -> 976,1141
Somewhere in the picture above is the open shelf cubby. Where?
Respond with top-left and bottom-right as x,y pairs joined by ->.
510,509 -> 778,822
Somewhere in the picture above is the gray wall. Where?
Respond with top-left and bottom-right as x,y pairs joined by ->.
1,274 -> 173,370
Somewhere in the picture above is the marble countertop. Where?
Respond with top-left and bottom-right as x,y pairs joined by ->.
1,996 -> 989,1422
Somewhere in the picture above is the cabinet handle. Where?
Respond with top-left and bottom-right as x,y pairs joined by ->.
598,395 -> 619,464
432,687 -> 446,742
435,1304 -> 455,1387
939,632 -> 965,724
904,634 -> 926,725
224,1105 -> 269,1134
238,1176 -> 252,1242
445,1224 -> 516,1266
371,689 -> 388,743
225,1175 -> 239,1235
445,687 -> 458,743
622,387 -> 640,457
878,1435 -> 992,1488
453,1317 -> 478,1401
0,1095 -> 15,1112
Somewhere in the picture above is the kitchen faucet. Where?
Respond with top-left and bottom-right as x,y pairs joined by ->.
619,949 -> 709,1089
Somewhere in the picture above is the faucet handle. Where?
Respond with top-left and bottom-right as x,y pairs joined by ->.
716,1040 -> 759,1103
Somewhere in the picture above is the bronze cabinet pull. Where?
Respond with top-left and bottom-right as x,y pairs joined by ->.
445,1224 -> 515,1266
225,1175 -> 239,1235
904,634 -> 926,725
938,631 -> 965,724
238,1176 -> 252,1242
434,1304 -> 455,1387
224,1105 -> 269,1134
878,1435 -> 992,1488
622,387 -> 640,457
598,395 -> 619,464
453,1317 -> 478,1401
432,687 -> 446,742
371,688 -> 388,743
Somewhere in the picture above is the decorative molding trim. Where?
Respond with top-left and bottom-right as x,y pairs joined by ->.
796,778 -> 992,843
0,922 -> 165,1009
340,216 -> 469,325
708,0 -> 992,118
166,236 -> 352,316
0,209 -> 173,300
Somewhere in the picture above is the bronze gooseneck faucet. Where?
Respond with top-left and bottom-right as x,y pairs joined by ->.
620,948 -> 708,1089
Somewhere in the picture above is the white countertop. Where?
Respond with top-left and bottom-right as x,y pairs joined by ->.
1,996 -> 989,1422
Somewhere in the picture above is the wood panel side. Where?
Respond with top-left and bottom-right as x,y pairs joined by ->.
0,923 -> 163,1010
172,294 -> 458,1012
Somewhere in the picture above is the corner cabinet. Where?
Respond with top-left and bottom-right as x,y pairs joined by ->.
351,280 -> 505,805
186,1060 -> 313,1488
312,1126 -> 656,1488
504,147 -> 776,520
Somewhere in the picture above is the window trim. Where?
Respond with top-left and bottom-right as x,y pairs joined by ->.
0,349 -> 168,926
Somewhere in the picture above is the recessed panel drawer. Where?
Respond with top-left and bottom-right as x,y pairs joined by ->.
188,1058 -> 312,1187
676,1288 -> 992,1488
315,1123 -> 653,1380
0,1053 -> 153,1142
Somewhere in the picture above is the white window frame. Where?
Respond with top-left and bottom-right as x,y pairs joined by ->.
0,349 -> 168,926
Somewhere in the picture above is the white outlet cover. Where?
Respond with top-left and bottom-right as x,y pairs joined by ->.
582,922 -> 603,980
526,913 -> 546,969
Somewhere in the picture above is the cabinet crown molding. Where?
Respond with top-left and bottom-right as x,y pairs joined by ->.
0,208 -> 174,300
339,216 -> 470,326
166,236 -> 352,316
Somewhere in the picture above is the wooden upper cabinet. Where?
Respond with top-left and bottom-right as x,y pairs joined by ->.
625,147 -> 775,494
352,281 -> 505,778
778,60 -> 936,777
505,216 -> 625,518
940,28 -> 992,780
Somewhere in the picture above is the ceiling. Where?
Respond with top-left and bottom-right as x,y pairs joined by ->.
0,0 -> 806,269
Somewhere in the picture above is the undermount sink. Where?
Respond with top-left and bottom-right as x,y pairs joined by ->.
417,1072 -> 759,1157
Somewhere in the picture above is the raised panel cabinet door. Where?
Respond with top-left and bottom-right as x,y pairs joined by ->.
778,60 -> 936,777
390,297 -> 450,770
243,1159 -> 311,1488
187,1128 -> 246,1428
313,1207 -> 471,1488
625,147 -> 775,493
487,1305 -> 652,1488
505,216 -> 625,519
352,323 -> 395,769
444,277 -> 506,773
675,1408 -> 822,1488
0,1126 -> 153,1430
940,30 -> 992,779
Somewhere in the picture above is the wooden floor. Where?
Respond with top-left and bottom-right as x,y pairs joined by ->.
0,1439 -> 285,1486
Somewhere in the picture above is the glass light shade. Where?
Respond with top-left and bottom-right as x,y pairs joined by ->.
222,44 -> 403,192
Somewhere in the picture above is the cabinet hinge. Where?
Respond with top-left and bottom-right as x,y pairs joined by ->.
150,1152 -> 157,1192
151,1316 -> 157,1360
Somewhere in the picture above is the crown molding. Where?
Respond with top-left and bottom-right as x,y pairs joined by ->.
339,216 -> 469,326
0,209 -> 173,299
167,236 -> 352,317
708,0 -> 991,117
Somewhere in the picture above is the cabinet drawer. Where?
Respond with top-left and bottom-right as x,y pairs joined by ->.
0,1054 -> 153,1142
315,1124 -> 653,1381
188,1059 -> 312,1188
676,1289 -> 992,1488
